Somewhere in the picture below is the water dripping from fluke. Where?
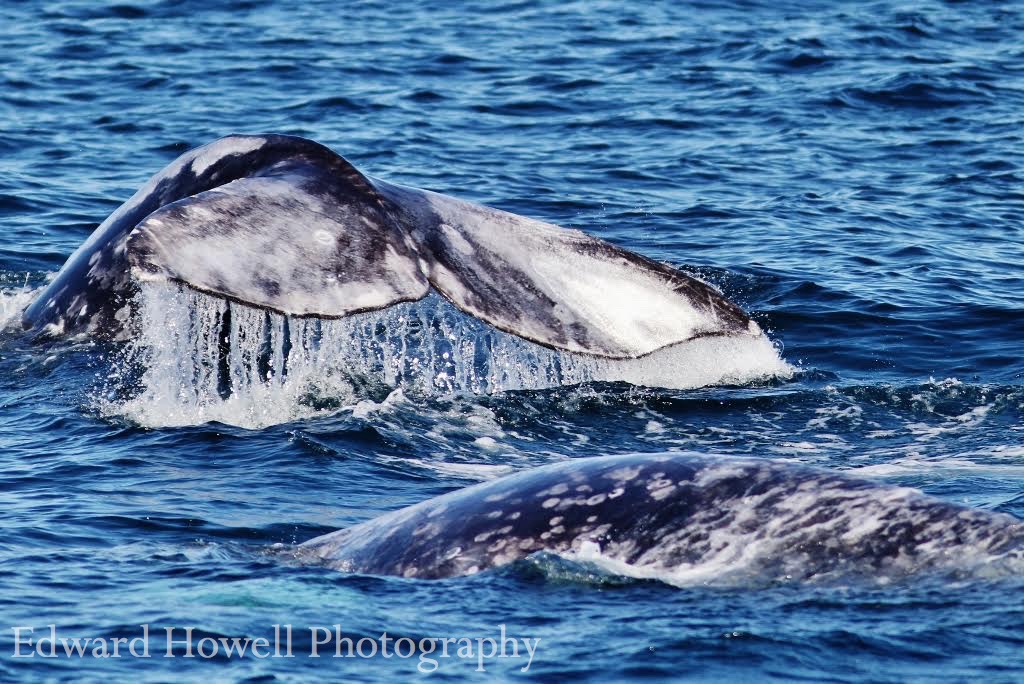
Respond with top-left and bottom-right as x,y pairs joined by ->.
97,282 -> 793,429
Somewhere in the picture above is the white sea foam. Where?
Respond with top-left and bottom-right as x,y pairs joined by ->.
0,279 -> 41,332
102,282 -> 793,429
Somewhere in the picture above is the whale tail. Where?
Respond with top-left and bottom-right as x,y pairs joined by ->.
25,135 -> 759,358
123,135 -> 758,359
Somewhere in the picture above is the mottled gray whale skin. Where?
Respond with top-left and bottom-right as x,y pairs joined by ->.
300,453 -> 1024,581
22,135 -> 758,358
22,135 -> 417,338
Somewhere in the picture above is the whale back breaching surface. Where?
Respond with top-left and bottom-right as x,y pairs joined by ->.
299,453 -> 1024,583
22,134 -> 761,359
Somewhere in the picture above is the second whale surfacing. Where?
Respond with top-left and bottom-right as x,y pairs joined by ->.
22,134 -> 761,360
299,453 -> 1024,583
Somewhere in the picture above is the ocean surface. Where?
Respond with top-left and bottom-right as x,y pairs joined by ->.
2,0 -> 1023,681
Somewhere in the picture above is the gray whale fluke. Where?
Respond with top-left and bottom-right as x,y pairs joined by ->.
22,134 -> 759,357
299,453 -> 1024,582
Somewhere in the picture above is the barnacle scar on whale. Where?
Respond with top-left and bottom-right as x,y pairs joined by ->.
299,453 -> 1024,582
22,134 -> 764,360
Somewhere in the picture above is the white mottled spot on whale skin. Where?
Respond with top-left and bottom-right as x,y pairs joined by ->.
485,510 -> 503,519
312,229 -> 334,247
548,517 -> 563,527
541,497 -> 560,509
607,465 -> 642,482
190,136 -> 266,175
413,522 -> 440,538
647,483 -> 677,501
113,305 -> 131,324
695,464 -> 750,487
441,223 -> 475,255
608,487 -> 625,499
539,483 -> 569,497
586,493 -> 607,506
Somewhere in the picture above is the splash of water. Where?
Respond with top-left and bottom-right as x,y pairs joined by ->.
103,282 -> 792,428
0,277 -> 40,332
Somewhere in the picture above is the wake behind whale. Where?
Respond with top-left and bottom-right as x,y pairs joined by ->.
299,453 -> 1024,585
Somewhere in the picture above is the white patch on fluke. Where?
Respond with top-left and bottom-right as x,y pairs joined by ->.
190,136 -> 266,175
128,173 -> 428,317
419,189 -> 764,357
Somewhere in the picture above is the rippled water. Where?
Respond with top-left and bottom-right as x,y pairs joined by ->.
2,0 -> 1024,680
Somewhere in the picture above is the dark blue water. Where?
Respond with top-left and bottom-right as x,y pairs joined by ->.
2,0 -> 1024,680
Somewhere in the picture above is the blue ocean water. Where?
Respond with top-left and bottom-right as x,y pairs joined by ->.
2,0 -> 1024,680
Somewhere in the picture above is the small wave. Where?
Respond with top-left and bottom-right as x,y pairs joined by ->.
830,74 -> 992,110
472,100 -> 572,116
100,282 -> 792,429
770,51 -> 833,71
